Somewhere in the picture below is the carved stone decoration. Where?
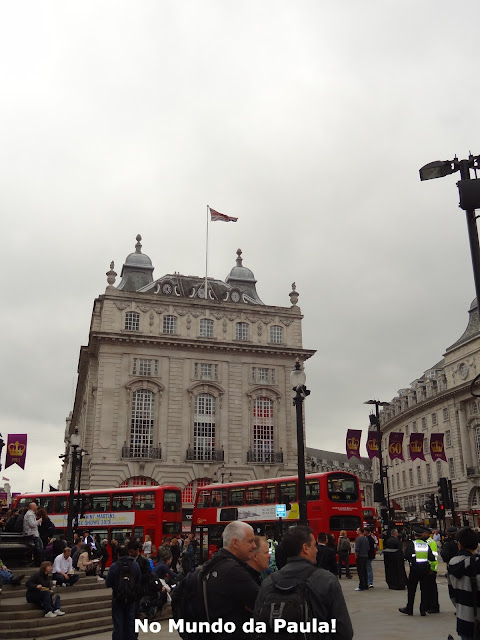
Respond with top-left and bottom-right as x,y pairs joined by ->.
106,261 -> 117,285
212,312 -> 224,320
153,307 -> 166,315
261,317 -> 271,325
227,314 -> 239,321
257,322 -> 263,337
247,315 -> 259,323
137,305 -> 152,313
289,282 -> 299,306
186,315 -> 192,331
175,308 -> 188,316
114,301 -> 129,310
190,310 -> 204,318
280,317 -> 293,327
149,311 -> 155,329
223,319 -> 228,334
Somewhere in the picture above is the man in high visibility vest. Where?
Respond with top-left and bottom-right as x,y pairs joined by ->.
399,527 -> 435,616
425,528 -> 440,613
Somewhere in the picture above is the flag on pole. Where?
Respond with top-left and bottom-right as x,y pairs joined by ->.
209,207 -> 238,223
2,477 -> 9,481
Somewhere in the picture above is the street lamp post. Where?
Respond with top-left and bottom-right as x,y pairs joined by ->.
290,359 -> 310,527
65,428 -> 81,545
420,153 -> 480,308
364,400 -> 391,523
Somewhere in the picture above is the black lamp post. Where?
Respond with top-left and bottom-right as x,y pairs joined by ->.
364,400 -> 391,522
213,463 -> 232,483
0,433 -> 4,472
65,428 -> 81,545
290,359 -> 310,526
420,153 -> 480,308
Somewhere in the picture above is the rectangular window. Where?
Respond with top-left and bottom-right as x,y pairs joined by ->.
422,417 -> 427,431
245,486 -> 263,505
402,470 -> 406,488
445,430 -> 452,447
133,358 -> 158,376
235,322 -> 249,341
199,318 -> 214,338
409,469 -> 414,488
443,407 -> 449,422
453,488 -> 458,507
278,481 -> 297,503
306,479 -> 320,501
228,487 -> 245,506
406,425 -> 410,436
426,464 -> 432,484
196,490 -> 210,508
412,421 -> 417,433
448,458 -> 456,479
163,315 -> 177,334
112,494 -> 134,511
125,311 -> 140,331
417,466 -> 422,485
264,484 -> 276,504
91,495 -> 110,512
431,412 -> 437,426
134,492 -> 156,510
436,460 -> 442,480
163,490 -> 181,512
194,363 -> 219,381
211,488 -> 226,507
54,496 -> 68,513
327,475 -> 358,502
252,368 -> 275,384
396,472 -> 400,489
269,326 -> 283,344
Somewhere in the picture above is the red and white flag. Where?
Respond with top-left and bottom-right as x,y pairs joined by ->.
2,477 -> 9,482
209,207 -> 238,223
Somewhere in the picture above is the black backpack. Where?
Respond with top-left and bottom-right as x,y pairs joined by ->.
171,554 -> 233,638
115,559 -> 139,604
255,564 -> 319,639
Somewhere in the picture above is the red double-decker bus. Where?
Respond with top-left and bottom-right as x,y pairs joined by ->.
14,485 -> 182,548
192,471 -> 362,561
362,506 -> 380,537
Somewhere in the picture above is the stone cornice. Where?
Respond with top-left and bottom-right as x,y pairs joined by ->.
381,381 -> 473,431
88,330 -> 316,360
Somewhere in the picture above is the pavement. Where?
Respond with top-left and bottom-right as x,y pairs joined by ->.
86,557 -> 459,640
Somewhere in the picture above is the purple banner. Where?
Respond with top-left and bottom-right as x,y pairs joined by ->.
5,434 -> 27,470
409,433 -> 425,461
430,433 -> 447,462
346,429 -> 362,459
366,431 -> 379,459
388,432 -> 404,461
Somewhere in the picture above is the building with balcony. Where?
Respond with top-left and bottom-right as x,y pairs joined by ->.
59,236 -> 315,513
378,297 -> 480,526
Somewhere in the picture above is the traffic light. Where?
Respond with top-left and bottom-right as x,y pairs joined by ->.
373,482 -> 385,504
425,493 -> 436,517
380,507 -> 388,526
438,477 -> 451,509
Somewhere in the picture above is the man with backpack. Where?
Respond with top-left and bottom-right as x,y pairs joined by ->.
254,525 -> 353,640
106,545 -> 141,640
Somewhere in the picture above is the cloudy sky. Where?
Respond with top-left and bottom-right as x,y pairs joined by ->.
1,1 -> 479,493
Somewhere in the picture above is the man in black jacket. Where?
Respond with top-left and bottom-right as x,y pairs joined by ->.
316,532 -> 338,576
106,545 -> 142,640
205,521 -> 259,638
441,526 -> 459,565
254,526 -> 353,640
25,561 -> 66,617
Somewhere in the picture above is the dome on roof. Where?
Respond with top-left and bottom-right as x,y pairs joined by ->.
470,297 -> 478,311
124,234 -> 153,268
226,249 -> 256,283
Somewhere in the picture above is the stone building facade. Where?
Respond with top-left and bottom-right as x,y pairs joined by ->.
379,298 -> 480,526
59,236 -> 315,508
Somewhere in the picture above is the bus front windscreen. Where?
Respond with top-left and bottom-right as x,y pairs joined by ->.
327,474 -> 358,502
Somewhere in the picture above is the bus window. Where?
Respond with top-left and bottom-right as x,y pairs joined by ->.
163,490 -> 181,513
327,475 -> 358,502
135,492 -> 156,510
245,486 -> 263,505
211,488 -> 226,507
133,527 -> 144,542
15,497 -> 32,510
110,528 -> 132,543
54,496 -> 68,513
197,490 -> 211,508
163,522 -> 181,535
264,484 -> 276,504
91,495 -> 110,512
37,496 -> 55,513
306,479 -> 320,500
112,494 -> 134,511
228,488 -> 245,506
278,481 -> 297,503
330,515 -> 362,531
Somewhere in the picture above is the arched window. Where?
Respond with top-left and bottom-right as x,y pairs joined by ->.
252,397 -> 274,463
120,476 -> 158,487
199,318 -> 214,338
125,311 -> 140,331
194,394 -> 216,461
131,389 -> 154,457
235,322 -> 249,341
182,477 -> 210,504
269,325 -> 283,344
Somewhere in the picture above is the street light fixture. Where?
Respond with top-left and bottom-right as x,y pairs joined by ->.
420,153 -> 480,309
212,463 -> 232,484
290,358 -> 310,526
65,428 -> 81,545
364,400 -> 391,523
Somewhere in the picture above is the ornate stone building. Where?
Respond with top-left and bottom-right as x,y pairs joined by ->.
379,298 -> 480,526
59,236 -> 315,510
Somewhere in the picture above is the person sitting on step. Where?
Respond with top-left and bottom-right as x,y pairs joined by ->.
25,561 -> 66,618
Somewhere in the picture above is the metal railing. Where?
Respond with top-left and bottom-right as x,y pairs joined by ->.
185,448 -> 224,462
467,466 -> 480,477
247,449 -> 284,464
121,445 -> 162,459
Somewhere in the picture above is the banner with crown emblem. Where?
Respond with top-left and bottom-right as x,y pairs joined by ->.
366,431 -> 379,459
409,433 -> 425,461
388,432 -> 404,461
346,429 -> 362,459
5,434 -> 27,470
430,433 -> 447,462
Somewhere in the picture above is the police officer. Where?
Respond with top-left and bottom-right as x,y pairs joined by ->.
399,526 -> 435,616
425,528 -> 439,613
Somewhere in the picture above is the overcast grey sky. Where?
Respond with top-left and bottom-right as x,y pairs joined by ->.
1,1 -> 479,493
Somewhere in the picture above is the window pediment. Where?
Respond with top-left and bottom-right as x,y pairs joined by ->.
126,378 -> 165,395
187,381 -> 225,407
247,385 -> 281,400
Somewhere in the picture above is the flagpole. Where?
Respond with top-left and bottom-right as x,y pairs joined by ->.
205,205 -> 209,300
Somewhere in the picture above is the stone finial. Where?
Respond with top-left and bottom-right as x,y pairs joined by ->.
236,248 -> 243,266
289,282 -> 299,306
135,234 -> 142,253
106,261 -> 117,286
